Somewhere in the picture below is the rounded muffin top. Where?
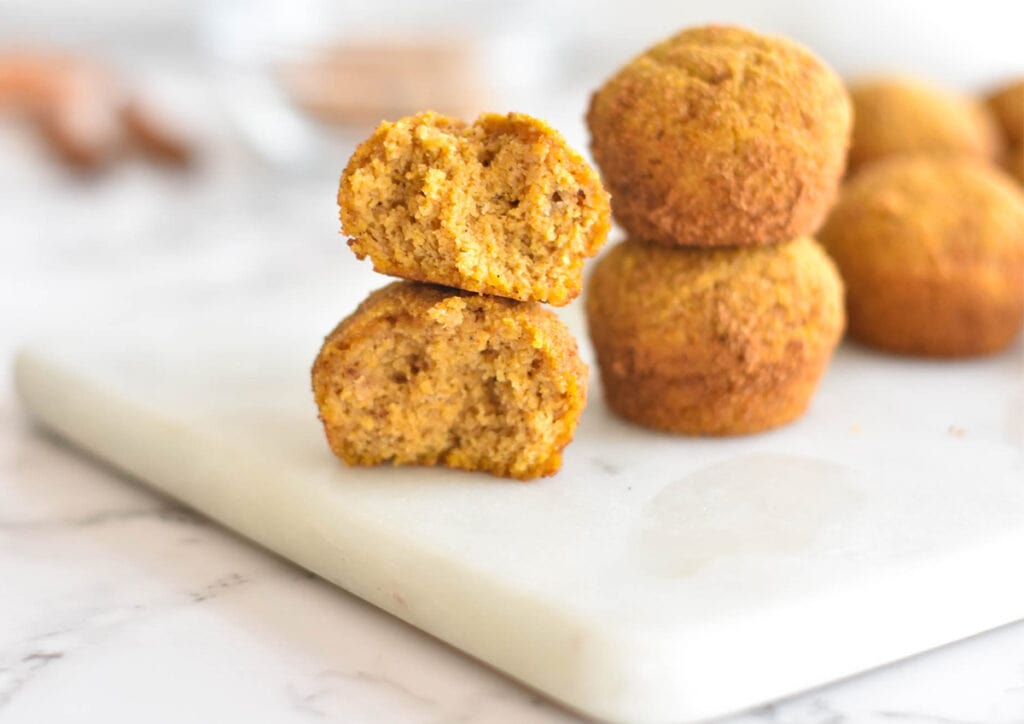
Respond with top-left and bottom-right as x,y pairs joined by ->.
586,24 -> 852,247
819,155 -> 1024,272
847,78 -> 1002,171
338,111 -> 611,306
986,78 -> 1024,146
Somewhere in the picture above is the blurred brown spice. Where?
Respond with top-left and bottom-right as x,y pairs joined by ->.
0,51 -> 195,172
279,41 -> 488,129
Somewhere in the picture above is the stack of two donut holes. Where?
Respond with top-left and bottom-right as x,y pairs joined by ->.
818,77 -> 1024,357
585,25 -> 851,435
314,112 -> 612,480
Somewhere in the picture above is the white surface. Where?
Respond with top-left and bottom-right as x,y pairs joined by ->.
3,5 -> 1024,716
12,283 -> 1024,722
2,152 -> 1024,722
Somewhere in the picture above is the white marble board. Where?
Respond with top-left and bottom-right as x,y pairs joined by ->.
13,297 -> 1024,724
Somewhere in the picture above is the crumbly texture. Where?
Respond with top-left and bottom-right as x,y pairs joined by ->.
818,156 -> 1024,357
339,111 -> 611,306
586,24 -> 852,247
586,237 -> 844,434
312,281 -> 588,480
986,79 -> 1024,146
848,78 -> 1001,172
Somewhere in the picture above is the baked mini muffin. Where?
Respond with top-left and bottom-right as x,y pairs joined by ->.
586,24 -> 851,247
1006,144 -> 1024,185
986,79 -> 1024,146
848,78 -> 1001,172
818,156 -> 1024,357
986,79 -> 1024,185
312,281 -> 588,480
339,111 -> 610,306
586,237 -> 844,434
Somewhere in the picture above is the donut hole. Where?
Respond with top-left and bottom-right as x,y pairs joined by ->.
313,284 -> 587,479
339,111 -> 610,305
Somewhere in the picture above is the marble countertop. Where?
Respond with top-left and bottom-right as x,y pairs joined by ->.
2,73 -> 1024,724
3,390 -> 1024,724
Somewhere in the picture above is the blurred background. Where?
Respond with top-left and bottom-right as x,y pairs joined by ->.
2,0 -> 1023,389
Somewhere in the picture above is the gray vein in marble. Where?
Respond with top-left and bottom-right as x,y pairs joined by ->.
348,669 -> 430,700
0,568 -> 254,713
0,630 -> 73,709
429,687 -> 554,724
875,712 -> 985,724
285,666 -> 558,724
0,504 -> 200,532
189,573 -> 250,602
747,698 -> 846,724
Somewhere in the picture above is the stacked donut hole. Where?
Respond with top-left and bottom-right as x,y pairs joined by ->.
816,77 -> 1024,357
584,25 -> 851,435
312,111 -> 612,480
987,80 -> 1024,186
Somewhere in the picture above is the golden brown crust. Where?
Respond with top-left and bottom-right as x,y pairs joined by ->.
848,78 -> 1002,172
818,156 -> 1024,357
585,238 -> 845,434
586,24 -> 852,247
312,281 -> 588,480
338,111 -> 611,305
1006,143 -> 1024,185
986,78 -> 1024,146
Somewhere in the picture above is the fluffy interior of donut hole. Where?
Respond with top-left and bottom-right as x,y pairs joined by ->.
349,118 -> 594,300
322,308 -> 568,478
